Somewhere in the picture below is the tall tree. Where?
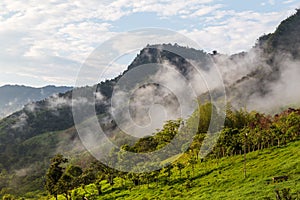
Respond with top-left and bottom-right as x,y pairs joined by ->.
45,154 -> 68,200
176,162 -> 184,179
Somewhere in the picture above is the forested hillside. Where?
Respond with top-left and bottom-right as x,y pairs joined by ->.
17,105 -> 300,199
44,138 -> 300,200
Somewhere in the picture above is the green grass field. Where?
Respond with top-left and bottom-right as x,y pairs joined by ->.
49,140 -> 300,200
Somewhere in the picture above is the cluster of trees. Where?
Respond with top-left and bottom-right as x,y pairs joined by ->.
121,103 -> 300,159
45,154 -> 124,200
212,107 -> 300,158
45,103 -> 300,199
45,154 -> 78,200
45,154 -> 190,199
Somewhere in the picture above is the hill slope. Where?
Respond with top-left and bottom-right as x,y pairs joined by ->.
50,140 -> 300,200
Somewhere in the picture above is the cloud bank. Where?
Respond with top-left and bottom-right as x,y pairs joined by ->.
0,0 -> 298,86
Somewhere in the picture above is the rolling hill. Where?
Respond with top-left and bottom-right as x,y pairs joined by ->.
65,140 -> 300,200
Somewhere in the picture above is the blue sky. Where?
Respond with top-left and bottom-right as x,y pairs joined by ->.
0,0 -> 299,87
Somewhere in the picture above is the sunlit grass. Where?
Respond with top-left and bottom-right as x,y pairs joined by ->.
48,140 -> 300,200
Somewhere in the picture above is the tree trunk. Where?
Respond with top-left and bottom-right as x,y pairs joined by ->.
192,167 -> 194,178
64,193 -> 69,200
275,190 -> 282,200
96,184 -> 102,195
109,174 -> 114,186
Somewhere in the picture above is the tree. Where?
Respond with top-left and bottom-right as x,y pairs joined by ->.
57,173 -> 72,200
88,160 -> 116,186
128,172 -> 140,186
79,161 -> 105,195
188,157 -> 197,177
2,194 -> 15,200
176,162 -> 184,179
95,179 -> 103,195
45,154 -> 68,200
161,163 -> 173,183
155,119 -> 181,149
190,134 -> 205,159
61,165 -> 83,199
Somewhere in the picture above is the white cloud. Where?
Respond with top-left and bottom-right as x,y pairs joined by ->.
183,4 -> 223,18
12,112 -> 28,130
283,0 -> 295,4
180,10 -> 294,54
0,0 -> 297,86
269,0 -> 276,5
0,0 -> 118,86
130,0 -> 216,18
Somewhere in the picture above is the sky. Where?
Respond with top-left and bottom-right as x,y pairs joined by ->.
0,0 -> 299,87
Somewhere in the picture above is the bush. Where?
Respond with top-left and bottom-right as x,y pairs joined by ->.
2,194 -> 15,200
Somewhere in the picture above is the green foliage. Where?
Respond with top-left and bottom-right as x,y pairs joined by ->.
176,162 -> 184,179
71,105 -> 300,199
274,188 -> 299,200
45,154 -> 68,199
45,154 -> 85,200
2,194 -> 15,200
33,105 -> 299,200
47,140 -> 300,200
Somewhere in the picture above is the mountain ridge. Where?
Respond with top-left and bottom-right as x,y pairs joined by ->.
0,84 -> 72,119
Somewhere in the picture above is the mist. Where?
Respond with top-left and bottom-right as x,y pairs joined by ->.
247,54 -> 300,112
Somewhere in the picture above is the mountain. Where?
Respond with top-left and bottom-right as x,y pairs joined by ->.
223,9 -> 300,111
0,85 -> 72,118
258,9 -> 300,58
0,9 -> 300,197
